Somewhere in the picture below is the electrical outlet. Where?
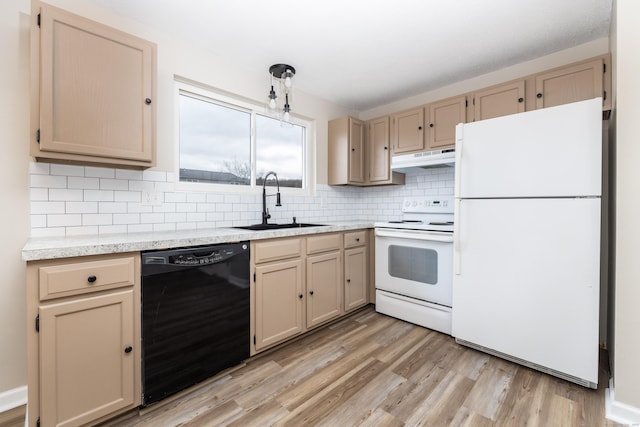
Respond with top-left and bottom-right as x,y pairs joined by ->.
142,189 -> 163,206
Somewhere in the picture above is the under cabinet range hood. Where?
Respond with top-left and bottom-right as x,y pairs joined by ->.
391,148 -> 455,170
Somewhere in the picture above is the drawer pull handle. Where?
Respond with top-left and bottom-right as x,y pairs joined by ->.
87,275 -> 97,283
124,346 -> 133,354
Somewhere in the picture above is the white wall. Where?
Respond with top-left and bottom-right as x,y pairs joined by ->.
0,0 -> 31,408
609,0 -> 640,421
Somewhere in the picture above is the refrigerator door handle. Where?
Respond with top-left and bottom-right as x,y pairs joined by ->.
454,198 -> 461,275
454,123 -> 463,198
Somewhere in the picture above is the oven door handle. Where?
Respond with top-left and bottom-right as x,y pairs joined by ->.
375,228 -> 453,243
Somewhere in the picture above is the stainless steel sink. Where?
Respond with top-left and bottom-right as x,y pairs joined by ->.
233,223 -> 326,231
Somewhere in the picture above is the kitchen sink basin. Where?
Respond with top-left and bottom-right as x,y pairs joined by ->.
233,223 -> 327,231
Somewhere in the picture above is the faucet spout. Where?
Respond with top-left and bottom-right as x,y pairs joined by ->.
261,171 -> 282,225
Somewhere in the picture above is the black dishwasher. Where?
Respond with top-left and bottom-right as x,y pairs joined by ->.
141,242 -> 250,406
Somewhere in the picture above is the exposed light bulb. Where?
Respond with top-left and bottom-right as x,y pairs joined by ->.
283,111 -> 291,122
268,85 -> 277,110
284,70 -> 292,88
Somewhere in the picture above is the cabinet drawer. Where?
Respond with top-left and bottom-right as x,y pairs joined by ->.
39,255 -> 136,300
306,233 -> 342,255
344,230 -> 367,248
254,238 -> 303,264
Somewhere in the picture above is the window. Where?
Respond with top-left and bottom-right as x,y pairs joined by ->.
177,83 -> 309,190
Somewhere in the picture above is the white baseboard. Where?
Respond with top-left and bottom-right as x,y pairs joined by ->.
606,380 -> 640,425
0,385 -> 27,413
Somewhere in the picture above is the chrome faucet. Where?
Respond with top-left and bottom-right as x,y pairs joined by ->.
261,171 -> 282,225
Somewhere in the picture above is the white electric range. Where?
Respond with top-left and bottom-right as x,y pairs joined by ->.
374,196 -> 454,334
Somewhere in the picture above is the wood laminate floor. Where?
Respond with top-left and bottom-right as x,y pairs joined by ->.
107,306 -> 620,427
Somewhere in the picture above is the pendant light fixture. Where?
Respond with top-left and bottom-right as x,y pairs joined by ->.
267,64 -> 296,123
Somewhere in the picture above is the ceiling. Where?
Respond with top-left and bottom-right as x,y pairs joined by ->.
83,0 -> 612,111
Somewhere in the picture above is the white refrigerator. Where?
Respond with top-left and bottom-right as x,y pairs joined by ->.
452,98 -> 602,388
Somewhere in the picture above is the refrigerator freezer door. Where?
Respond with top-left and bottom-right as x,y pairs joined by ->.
456,98 -> 602,199
452,197 -> 600,385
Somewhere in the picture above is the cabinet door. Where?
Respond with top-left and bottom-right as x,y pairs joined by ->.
255,259 -> 304,350
344,247 -> 368,312
427,96 -> 466,150
391,108 -> 424,154
535,59 -> 603,109
36,4 -> 155,165
473,81 -> 525,121
306,251 -> 342,328
348,118 -> 365,183
368,117 -> 391,183
39,290 -> 135,427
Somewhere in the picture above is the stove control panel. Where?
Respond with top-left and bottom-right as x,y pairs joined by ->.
402,196 -> 454,214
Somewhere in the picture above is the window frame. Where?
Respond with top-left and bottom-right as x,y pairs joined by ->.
173,79 -> 315,195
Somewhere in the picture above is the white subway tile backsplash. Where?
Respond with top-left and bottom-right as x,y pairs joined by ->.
50,164 -> 85,177
84,190 -> 114,202
113,213 -> 140,225
29,162 -> 50,175
49,189 -> 83,201
66,202 -> 98,214
99,202 -> 127,214
30,188 -> 49,201
31,215 -> 47,228
100,178 -> 129,191
31,201 -> 65,214
28,162 -> 455,237
142,170 -> 167,182
66,226 -> 100,236
68,177 -> 100,190
31,174 -> 67,189
47,214 -> 82,227
85,166 -> 115,179
116,169 -> 143,180
82,213 -> 113,226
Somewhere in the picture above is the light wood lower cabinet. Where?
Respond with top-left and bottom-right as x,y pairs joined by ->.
344,230 -> 368,312
251,230 -> 370,354
27,253 -> 141,427
306,251 -> 342,328
254,258 -> 304,351
39,290 -> 135,427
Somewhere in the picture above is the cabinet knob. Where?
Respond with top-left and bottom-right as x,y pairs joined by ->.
418,126 -> 422,130
124,346 -> 133,354
309,290 -> 314,295
536,93 -> 543,98
87,275 -> 97,283
145,98 -> 152,105
429,123 -> 434,128
351,148 -> 355,152
356,238 -> 360,242
518,97 -> 524,103
384,146 -> 388,150
346,279 -> 351,283
298,294 -> 303,299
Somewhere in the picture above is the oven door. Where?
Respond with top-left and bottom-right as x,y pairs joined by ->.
375,227 -> 453,307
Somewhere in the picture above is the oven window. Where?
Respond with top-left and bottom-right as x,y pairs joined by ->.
388,245 -> 438,284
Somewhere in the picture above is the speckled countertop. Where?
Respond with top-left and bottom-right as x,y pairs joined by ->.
21,221 -> 374,261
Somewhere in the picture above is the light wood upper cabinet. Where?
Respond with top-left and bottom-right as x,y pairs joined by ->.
427,96 -> 467,149
473,81 -> 526,121
391,107 -> 425,154
367,116 -> 391,183
535,58 -> 604,110
328,116 -> 365,185
31,2 -> 156,168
